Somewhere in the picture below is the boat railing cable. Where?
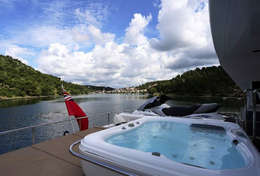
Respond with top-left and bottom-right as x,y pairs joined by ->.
0,110 -> 133,146
0,116 -> 89,136
0,110 -> 130,135
0,116 -> 87,144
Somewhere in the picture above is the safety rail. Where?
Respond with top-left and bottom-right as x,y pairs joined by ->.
0,110 -> 126,145
0,117 -> 88,144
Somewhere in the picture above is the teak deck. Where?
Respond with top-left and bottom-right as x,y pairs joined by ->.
0,127 -> 105,176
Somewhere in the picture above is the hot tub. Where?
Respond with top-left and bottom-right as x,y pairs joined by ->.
76,116 -> 260,176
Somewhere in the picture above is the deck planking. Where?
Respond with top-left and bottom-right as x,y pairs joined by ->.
0,127 -> 104,176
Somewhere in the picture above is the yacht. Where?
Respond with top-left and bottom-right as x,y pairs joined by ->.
70,1 -> 260,175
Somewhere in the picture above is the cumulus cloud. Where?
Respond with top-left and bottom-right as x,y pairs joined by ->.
167,53 -> 218,71
4,45 -> 33,64
125,13 -> 152,46
0,0 -> 219,88
150,0 -> 218,71
150,0 -> 210,51
37,13 -> 174,88
87,25 -> 115,45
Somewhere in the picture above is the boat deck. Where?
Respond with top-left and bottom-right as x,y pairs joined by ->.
0,127 -> 105,176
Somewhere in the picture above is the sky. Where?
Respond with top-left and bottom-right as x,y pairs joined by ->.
0,0 -> 219,88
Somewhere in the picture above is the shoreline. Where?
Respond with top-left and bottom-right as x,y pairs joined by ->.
0,92 -> 94,102
0,93 -> 244,102
0,95 -> 57,102
165,93 -> 244,100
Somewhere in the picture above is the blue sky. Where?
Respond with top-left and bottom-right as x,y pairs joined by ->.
0,0 -> 159,37
0,0 -> 218,87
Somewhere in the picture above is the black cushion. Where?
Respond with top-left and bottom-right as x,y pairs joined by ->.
193,103 -> 219,114
162,105 -> 200,116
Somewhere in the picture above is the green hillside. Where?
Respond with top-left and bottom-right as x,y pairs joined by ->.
137,66 -> 243,97
0,55 -> 243,98
0,55 -> 95,98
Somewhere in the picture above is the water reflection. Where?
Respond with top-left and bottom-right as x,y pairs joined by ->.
0,97 -> 54,108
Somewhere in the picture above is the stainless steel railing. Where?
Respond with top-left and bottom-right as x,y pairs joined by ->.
0,110 -> 130,146
0,116 -> 88,144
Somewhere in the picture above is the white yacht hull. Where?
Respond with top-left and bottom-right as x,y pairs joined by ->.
209,0 -> 260,90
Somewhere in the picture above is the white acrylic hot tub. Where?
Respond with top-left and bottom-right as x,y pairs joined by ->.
71,116 -> 260,176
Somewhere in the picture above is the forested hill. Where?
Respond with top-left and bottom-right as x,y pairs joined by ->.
137,66 -> 243,97
0,55 -> 108,98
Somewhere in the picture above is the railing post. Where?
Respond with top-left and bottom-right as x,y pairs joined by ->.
252,90 -> 257,140
70,117 -> 75,134
79,117 -> 82,131
107,112 -> 110,125
32,127 -> 35,144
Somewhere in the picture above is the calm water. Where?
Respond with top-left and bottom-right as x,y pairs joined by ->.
0,94 -> 242,154
0,94 -> 148,154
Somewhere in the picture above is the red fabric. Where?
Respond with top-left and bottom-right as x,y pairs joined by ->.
76,117 -> 89,131
65,100 -> 86,117
64,92 -> 88,130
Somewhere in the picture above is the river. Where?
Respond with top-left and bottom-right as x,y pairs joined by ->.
0,93 -> 243,154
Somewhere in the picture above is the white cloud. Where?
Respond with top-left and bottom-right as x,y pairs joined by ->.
150,0 -> 210,50
37,13 -> 174,88
1,0 -> 219,88
1,23 -> 114,54
4,45 -> 32,64
125,13 -> 152,46
36,0 -> 219,88
75,4 -> 108,28
75,8 -> 101,27
87,25 -> 115,45
150,0 -> 218,70
0,1 -> 110,49
25,26 -> 75,48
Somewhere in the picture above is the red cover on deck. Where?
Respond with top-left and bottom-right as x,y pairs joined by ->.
63,91 -> 88,130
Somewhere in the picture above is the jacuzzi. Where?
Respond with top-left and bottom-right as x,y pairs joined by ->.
71,116 -> 260,176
